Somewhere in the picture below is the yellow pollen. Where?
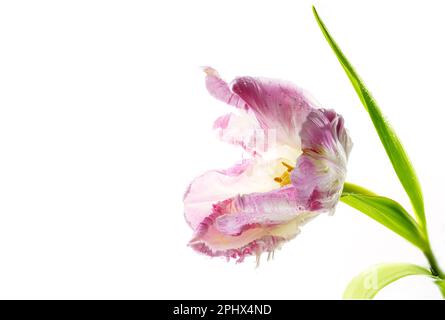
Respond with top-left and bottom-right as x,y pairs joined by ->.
282,162 -> 294,172
274,162 -> 294,187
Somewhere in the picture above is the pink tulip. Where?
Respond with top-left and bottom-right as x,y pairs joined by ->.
184,67 -> 352,263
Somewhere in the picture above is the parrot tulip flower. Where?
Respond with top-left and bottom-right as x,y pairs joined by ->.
184,67 -> 352,263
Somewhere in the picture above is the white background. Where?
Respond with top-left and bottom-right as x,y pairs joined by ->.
1,0 -> 444,299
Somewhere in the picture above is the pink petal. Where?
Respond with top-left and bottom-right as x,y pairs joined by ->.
291,109 -> 352,212
189,192 -> 318,262
204,67 -> 248,109
213,186 -> 306,236
184,159 -> 289,230
204,67 -> 317,150
231,77 -> 316,148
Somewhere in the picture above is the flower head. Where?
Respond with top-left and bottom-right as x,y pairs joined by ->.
184,67 -> 352,263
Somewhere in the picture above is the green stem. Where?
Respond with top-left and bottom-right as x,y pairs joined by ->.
425,249 -> 444,278
423,243 -> 445,298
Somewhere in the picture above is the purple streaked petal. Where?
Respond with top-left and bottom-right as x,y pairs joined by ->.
291,108 -> 352,212
204,68 -> 317,151
184,159 -> 288,230
190,235 -> 286,263
189,199 -> 315,262
231,76 -> 316,149
213,186 -> 308,236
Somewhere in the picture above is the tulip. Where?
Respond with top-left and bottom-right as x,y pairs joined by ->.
184,67 -> 352,263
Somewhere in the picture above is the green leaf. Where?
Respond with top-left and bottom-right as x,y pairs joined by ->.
342,182 -> 377,197
312,6 -> 426,227
341,182 -> 426,250
344,263 -> 432,299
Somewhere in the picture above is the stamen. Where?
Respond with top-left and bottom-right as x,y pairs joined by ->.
282,162 -> 294,172
274,162 -> 295,187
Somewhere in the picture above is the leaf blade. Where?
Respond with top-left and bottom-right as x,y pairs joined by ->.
312,6 -> 426,226
341,183 -> 426,250
344,263 -> 432,299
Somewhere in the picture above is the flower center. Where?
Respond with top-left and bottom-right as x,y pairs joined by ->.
274,162 -> 294,187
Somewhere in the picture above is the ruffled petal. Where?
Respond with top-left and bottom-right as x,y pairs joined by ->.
184,158 -> 291,230
291,108 -> 352,212
213,186 -> 305,236
231,77 -> 316,149
206,68 -> 269,156
189,187 -> 318,262
204,67 -> 317,151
